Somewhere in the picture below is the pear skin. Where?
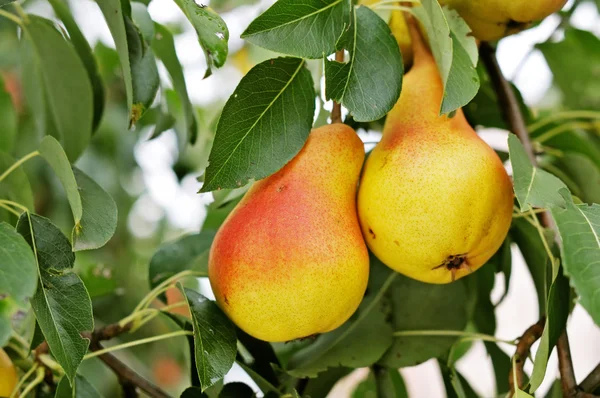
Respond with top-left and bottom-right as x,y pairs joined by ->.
357,20 -> 513,284
441,0 -> 568,41
0,349 -> 17,397
209,124 -> 369,342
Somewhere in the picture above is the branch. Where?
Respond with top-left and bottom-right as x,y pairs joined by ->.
90,342 -> 170,398
330,50 -> 344,124
480,43 -> 580,396
580,362 -> 600,393
509,318 -> 545,394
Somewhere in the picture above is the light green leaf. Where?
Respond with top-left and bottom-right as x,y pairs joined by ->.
72,167 -> 118,251
0,75 -> 17,152
56,374 -> 103,398
148,230 -> 215,289
153,23 -> 198,144
48,0 -> 105,132
17,214 -> 94,382
23,15 -> 93,161
442,7 -> 477,67
182,287 -> 237,391
171,0 -> 229,77
0,0 -> 16,7
0,222 -> 37,304
551,191 -> 600,326
508,134 -> 567,212
200,57 -> 315,192
325,5 -> 403,122
0,152 -> 34,212
242,0 -> 351,59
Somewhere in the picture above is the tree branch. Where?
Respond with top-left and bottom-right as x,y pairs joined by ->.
330,50 -> 344,124
480,42 -> 580,396
509,318 -> 545,394
580,362 -> 600,393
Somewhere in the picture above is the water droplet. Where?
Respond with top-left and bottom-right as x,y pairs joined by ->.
215,32 -> 225,40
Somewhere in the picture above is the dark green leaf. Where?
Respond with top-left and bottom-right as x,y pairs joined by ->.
23,15 -> 93,161
242,0 -> 351,59
529,267 -> 570,392
237,362 -> 279,395
0,222 -> 37,304
95,0 -> 133,116
148,230 -> 215,289
17,214 -> 94,382
0,75 -> 16,152
201,57 -> 315,192
286,261 -> 394,377
171,0 -> 229,77
72,167 -> 117,251
303,367 -> 353,398
372,366 -> 408,398
509,134 -> 567,211
182,287 -> 237,391
551,191 -> 600,326
484,342 -> 511,395
55,374 -> 103,398
235,327 -> 280,389
48,0 -> 105,132
0,152 -> 35,212
0,0 -> 16,7
553,153 -> 600,204
379,274 -> 469,368
325,6 -> 403,122
181,387 -> 209,398
153,23 -> 198,144
219,382 -> 255,398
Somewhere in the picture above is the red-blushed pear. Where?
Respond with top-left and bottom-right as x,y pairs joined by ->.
357,19 -> 513,284
440,0 -> 568,41
209,124 -> 369,342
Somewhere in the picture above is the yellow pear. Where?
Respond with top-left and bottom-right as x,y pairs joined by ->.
0,348 -> 18,397
357,20 -> 513,284
209,124 -> 369,342
440,0 -> 568,41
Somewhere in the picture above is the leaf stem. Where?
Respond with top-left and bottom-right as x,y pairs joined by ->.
83,330 -> 193,360
10,362 -> 38,398
120,302 -> 188,332
330,50 -> 344,124
0,202 -> 21,217
528,209 -> 558,271
0,150 -> 40,183
11,2 -> 28,22
372,5 -> 413,12
132,270 -> 206,314
528,111 -> 600,133
18,367 -> 45,398
392,330 -> 517,345
534,121 -> 595,144
0,9 -> 21,25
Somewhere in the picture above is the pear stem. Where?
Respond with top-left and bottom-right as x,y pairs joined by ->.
331,50 -> 344,124
480,43 -> 579,398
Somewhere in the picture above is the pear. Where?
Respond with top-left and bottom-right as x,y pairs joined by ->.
440,0 -> 568,41
357,20 -> 513,284
209,124 -> 369,342
0,349 -> 17,397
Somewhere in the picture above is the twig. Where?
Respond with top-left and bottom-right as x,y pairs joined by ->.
580,362 -> 600,393
508,318 -> 545,394
330,50 -> 344,124
91,342 -> 170,398
558,332 -> 578,396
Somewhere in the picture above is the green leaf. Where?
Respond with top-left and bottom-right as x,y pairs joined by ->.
39,136 -> 83,222
286,261 -> 394,377
72,167 -> 118,251
17,214 -> 94,382
0,152 -> 35,212
0,0 -> 16,7
182,287 -> 237,391
237,362 -> 279,395
0,75 -> 17,152
378,274 -> 469,368
325,6 -> 403,122
153,23 -> 198,144
537,28 -> 600,110
242,0 -> 351,59
553,153 -> 600,204
23,15 -> 94,161
181,387 -> 209,398
219,382 -> 255,398
372,367 -> 408,398
413,0 -> 478,115
95,0 -> 133,117
439,362 -> 478,398
484,342 -> 511,395
508,134 -> 567,212
0,222 -> 37,304
529,268 -> 570,393
148,230 -> 215,289
171,0 -> 229,77
128,2 -> 159,123
551,191 -> 600,326
201,57 -> 315,192
56,374 -> 103,398
48,0 -> 105,132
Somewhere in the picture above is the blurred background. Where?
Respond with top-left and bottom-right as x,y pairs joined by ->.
1,0 -> 599,396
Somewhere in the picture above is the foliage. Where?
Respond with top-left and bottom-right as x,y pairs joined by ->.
0,0 -> 598,397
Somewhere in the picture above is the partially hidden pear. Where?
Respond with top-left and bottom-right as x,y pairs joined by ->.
440,0 -> 568,41
209,124 -> 369,342
357,21 -> 513,284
